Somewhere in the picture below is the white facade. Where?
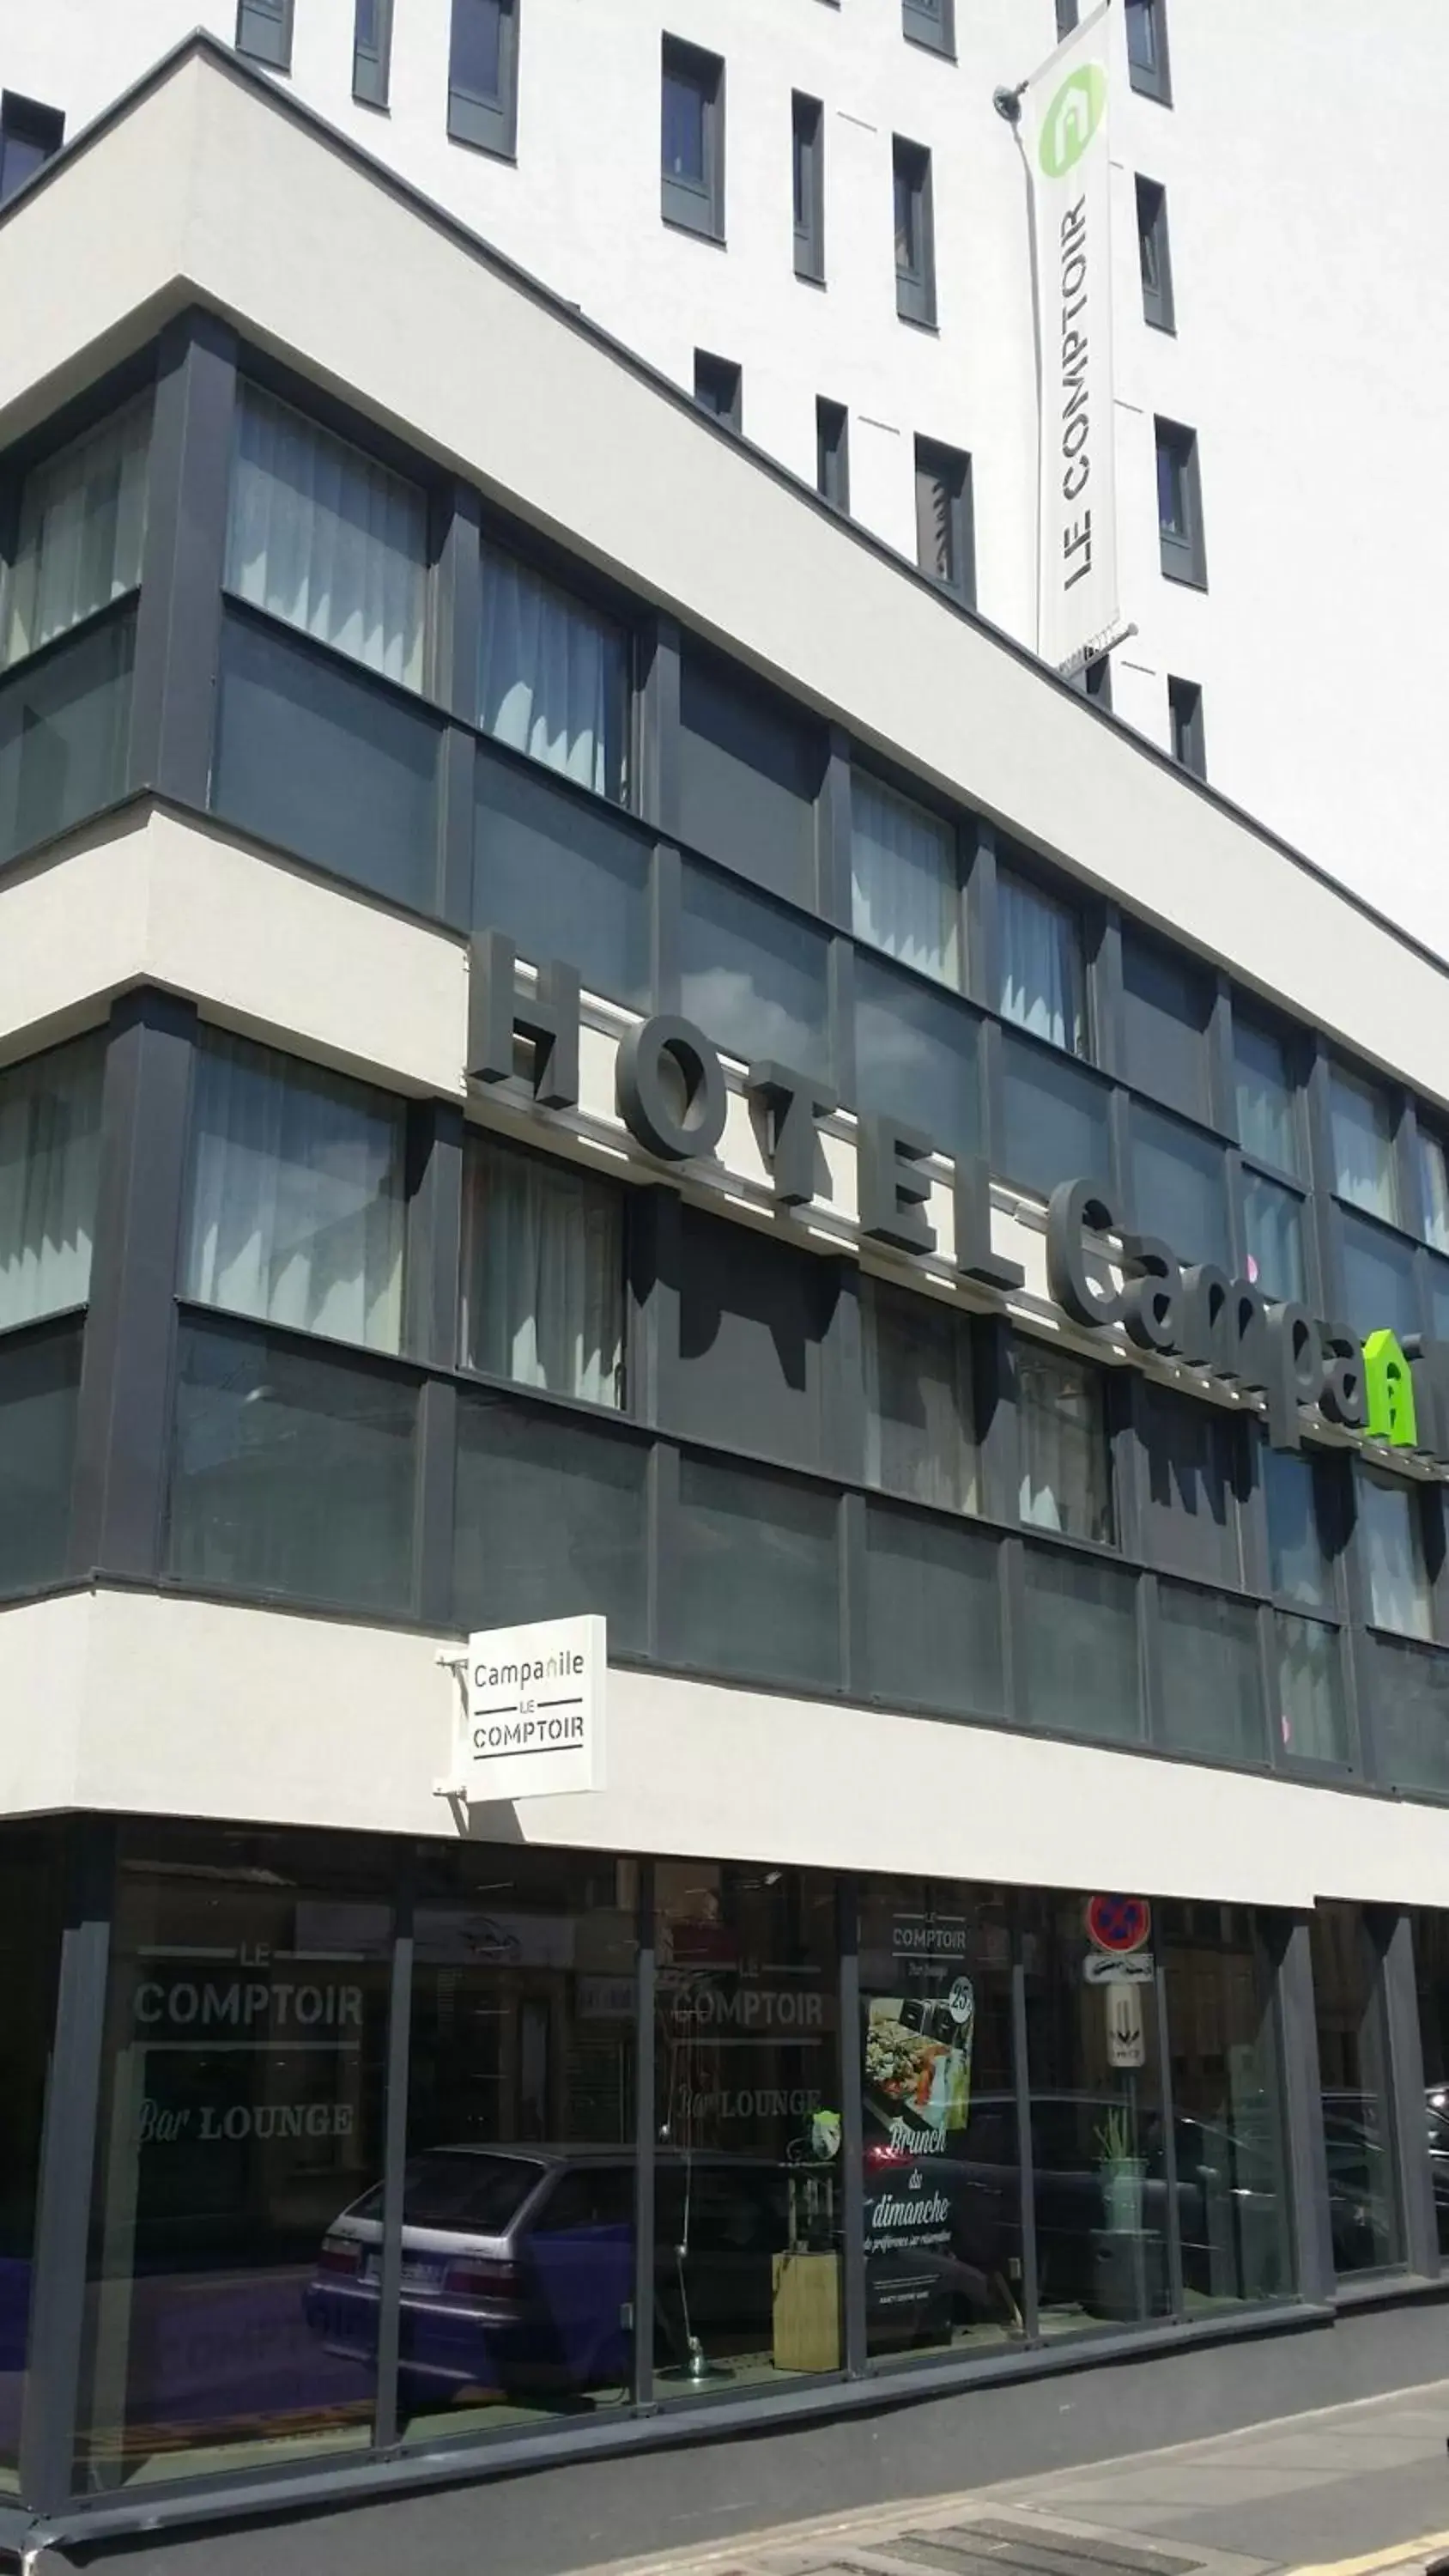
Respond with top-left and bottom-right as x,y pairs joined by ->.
2,0 -> 1447,950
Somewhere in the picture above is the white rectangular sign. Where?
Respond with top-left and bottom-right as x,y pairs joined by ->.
1021,3 -> 1121,674
1083,1949 -> 1154,1986
454,1613 -> 606,1803
1105,1983 -> 1147,2069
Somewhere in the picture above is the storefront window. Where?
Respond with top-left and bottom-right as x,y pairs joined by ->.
0,1821 -> 70,2488
1310,1901 -> 1404,2278
402,1848 -> 639,2440
1410,1910 -> 1449,2262
1160,1904 -> 1294,2310
77,1825 -> 393,2486
653,1864 -> 841,2395
858,1879 -> 1022,2366
1020,1893 -> 1172,2336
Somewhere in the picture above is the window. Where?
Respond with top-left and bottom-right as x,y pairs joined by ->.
0,91 -> 64,203
1156,1583 -> 1263,1766
1243,1170 -> 1307,1303
680,861 -> 831,1078
865,1279 -> 976,1513
1310,1903 -> 1403,2277
1265,1445 -> 1344,1615
902,0 -> 955,56
855,954 -> 981,1159
1140,1382 -> 1242,1589
915,438 -> 973,606
183,1032 -> 405,1353
1000,1034 -> 1111,1202
863,1510 -> 1002,1716
662,36 -> 724,239
1070,653 -> 1112,709
678,645 -> 825,904
478,542 -> 628,802
1156,419 -> 1205,586
1420,1127 -> 1449,1255
666,1453 -> 840,1691
792,92 -> 825,282
0,611 -> 136,864
851,770 -> 960,986
474,744 -> 652,1011
0,1037 -> 104,1334
1339,1211 -> 1417,1345
1275,1611 -> 1350,1767
1168,676 -> 1205,780
815,398 -> 850,511
893,139 -> 937,326
1016,1340 -> 1113,1545
461,1135 -> 623,1406
226,385 -> 427,690
997,866 -> 1087,1057
455,1390 -> 648,1646
3,399 -> 149,669
694,348 -> 743,434
1019,1550 -> 1138,1741
1121,931 -> 1211,1121
671,1206 -> 836,1473
1359,1468 -> 1433,1642
1330,1066 -> 1399,1225
1125,0 -> 1170,102
448,0 -> 519,156
0,1324 -> 81,1595
1160,1905 -> 1294,2306
1131,1102 -> 1230,1270
353,0 -> 393,105
1055,0 -> 1080,33
1136,177 -> 1173,328
235,0 -> 294,69
1235,1012 -> 1301,1176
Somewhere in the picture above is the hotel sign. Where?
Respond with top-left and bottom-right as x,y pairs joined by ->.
474,933 -> 1449,1471
439,1612 -> 606,1806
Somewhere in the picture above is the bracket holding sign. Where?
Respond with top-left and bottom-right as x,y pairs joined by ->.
435,1614 -> 607,1817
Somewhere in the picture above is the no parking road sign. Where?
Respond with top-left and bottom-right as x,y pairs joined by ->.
1084,1893 -> 1151,1955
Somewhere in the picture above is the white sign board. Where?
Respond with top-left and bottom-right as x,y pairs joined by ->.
1020,3 -> 1122,674
440,1614 -> 606,1807
1105,1982 -> 1147,2069
1083,1949 -> 1154,1987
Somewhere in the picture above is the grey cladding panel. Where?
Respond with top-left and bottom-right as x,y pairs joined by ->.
678,646 -> 824,905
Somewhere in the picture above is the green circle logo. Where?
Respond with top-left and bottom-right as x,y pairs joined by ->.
1039,65 -> 1106,177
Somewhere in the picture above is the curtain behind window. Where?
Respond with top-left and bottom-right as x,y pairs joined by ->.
0,1036 -> 104,1327
184,1034 -> 405,1352
226,386 -> 427,690
1330,1071 -> 1397,1224
998,868 -> 1085,1054
463,1139 -> 623,1406
864,1281 -> 975,1513
850,773 -> 959,985
1360,1472 -> 1432,1639
3,400 -> 149,667
479,545 -> 627,801
1017,1342 -> 1113,1544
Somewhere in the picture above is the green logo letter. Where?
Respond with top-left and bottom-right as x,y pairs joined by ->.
1363,1328 -> 1418,1447
1039,66 -> 1106,179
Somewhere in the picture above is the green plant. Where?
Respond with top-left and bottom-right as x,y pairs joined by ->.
1094,2107 -> 1131,2166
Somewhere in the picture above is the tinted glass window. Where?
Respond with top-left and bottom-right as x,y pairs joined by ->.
1234,1014 -> 1300,1176
1121,934 -> 1210,1121
1139,1382 -> 1242,1589
678,648 -> 825,905
855,954 -> 979,1160
998,868 -> 1086,1057
0,1321 -> 80,1597
670,1205 -> 836,1473
1019,1546 -> 1139,1743
1310,1902 -> 1403,2277
1243,1170 -> 1306,1304
1330,1067 -> 1398,1225
1156,1582 -> 1263,1765
865,1279 -> 976,1513
999,1033 -> 1111,1203
1016,1341 -> 1113,1546
453,1389 -> 648,1652
461,1136 -> 624,1407
0,605 -> 135,864
681,864 -> 831,1079
1338,1212 -> 1418,1346
1131,1101 -> 1230,1270
666,1452 -> 840,1692
1264,1445 -> 1343,1613
0,1034 -> 103,1332
862,1504 -> 1002,1720
474,744 -> 652,1011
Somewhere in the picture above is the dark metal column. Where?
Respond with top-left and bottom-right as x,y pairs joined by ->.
1376,1907 -> 1440,2279
372,1850 -> 415,2452
838,1874 -> 868,2376
633,1861 -> 658,2409
406,1102 -> 464,1631
127,309 -> 238,806
1273,1914 -> 1337,2305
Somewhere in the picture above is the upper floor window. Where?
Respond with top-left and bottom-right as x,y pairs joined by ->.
1126,0 -> 1170,102
0,1035 -> 104,1332
1358,1468 -> 1433,1643
893,139 -> 937,327
447,0 -> 519,157
1055,0 -> 1080,33
1234,1011 -> 1301,1178
792,93 -> 825,283
1136,176 -> 1174,330
1156,418 -> 1205,586
902,0 -> 955,57
182,1032 -> 406,1353
478,543 -> 628,803
1329,1064 -> 1399,1226
1121,930 -> 1210,1123
2,399 -> 149,669
662,36 -> 724,240
0,90 -> 64,204
1419,1125 -> 1449,1256
851,770 -> 961,987
694,349 -> 743,434
914,437 -> 974,608
1016,1340 -> 1113,1546
815,398 -> 849,511
864,1279 -> 976,1514
353,0 -> 395,107
226,386 -> 427,690
461,1134 -> 624,1407
235,0 -> 294,70
998,866 -> 1087,1058
1168,676 -> 1205,780
1265,1445 -> 1345,1615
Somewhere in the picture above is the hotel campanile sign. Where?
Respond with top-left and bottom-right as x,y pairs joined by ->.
472,932 -> 1449,1472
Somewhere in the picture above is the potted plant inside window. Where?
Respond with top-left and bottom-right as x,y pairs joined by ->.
1089,2102 -> 1164,2320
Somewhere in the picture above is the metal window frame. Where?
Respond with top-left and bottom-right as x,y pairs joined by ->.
815,398 -> 850,512
1136,174 -> 1174,330
902,0 -> 955,60
661,35 -> 724,241
1126,0 -> 1172,104
1156,417 -> 1206,587
448,0 -> 520,160
234,0 -> 294,72
912,434 -> 973,607
353,0 -> 395,107
1167,674 -> 1205,779
893,137 -> 937,328
791,91 -> 825,283
692,348 -> 742,434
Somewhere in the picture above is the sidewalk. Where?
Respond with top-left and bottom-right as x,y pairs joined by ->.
558,2382 -> 1449,2576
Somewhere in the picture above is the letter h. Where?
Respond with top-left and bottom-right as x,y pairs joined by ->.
468,928 -> 580,1109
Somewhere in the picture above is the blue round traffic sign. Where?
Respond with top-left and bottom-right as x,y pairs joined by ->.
1085,1893 -> 1151,1955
